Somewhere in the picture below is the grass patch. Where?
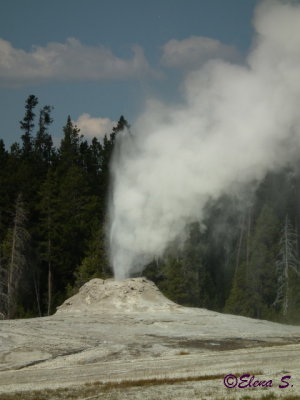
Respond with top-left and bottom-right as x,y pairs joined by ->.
177,350 -> 190,355
85,372 -> 226,390
216,395 -> 300,400
0,373 -> 226,400
0,371 -> 297,400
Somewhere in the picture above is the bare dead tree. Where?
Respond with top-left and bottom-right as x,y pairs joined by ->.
3,194 -> 30,319
0,210 -> 7,317
46,213 -> 52,316
0,252 -> 8,318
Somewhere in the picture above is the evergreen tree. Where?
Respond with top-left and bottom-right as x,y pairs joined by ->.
273,215 -> 300,318
248,205 -> 279,318
0,140 -> 9,239
225,205 -> 279,319
53,164 -> 98,302
59,116 -> 82,167
38,169 -> 60,315
35,105 -> 54,166
20,95 -> 38,156
71,225 -> 111,292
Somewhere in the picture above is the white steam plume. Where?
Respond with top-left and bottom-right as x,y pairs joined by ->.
109,0 -> 300,280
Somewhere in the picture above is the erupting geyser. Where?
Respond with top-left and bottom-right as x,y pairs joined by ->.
109,0 -> 300,280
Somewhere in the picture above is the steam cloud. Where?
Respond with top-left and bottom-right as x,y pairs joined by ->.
109,0 -> 300,280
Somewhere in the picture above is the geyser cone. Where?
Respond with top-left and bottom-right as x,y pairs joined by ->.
56,277 -> 181,313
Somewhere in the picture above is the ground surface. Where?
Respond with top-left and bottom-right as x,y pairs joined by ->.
0,278 -> 300,399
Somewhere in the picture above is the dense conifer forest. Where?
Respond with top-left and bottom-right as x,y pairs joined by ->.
1,95 -> 300,323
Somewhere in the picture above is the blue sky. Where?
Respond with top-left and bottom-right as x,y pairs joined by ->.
0,0 -> 258,146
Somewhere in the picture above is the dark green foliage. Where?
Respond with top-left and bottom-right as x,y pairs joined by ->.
273,216 -> 300,321
20,95 -> 39,155
0,96 -> 129,317
70,225 -> 111,295
225,205 -> 279,319
34,105 -> 55,166
145,178 -> 300,323
2,95 -> 300,322
1,194 -> 30,318
59,116 -> 82,166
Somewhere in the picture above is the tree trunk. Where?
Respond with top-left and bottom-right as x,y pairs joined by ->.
245,208 -> 251,281
33,272 -> 42,317
7,223 -> 17,319
235,215 -> 245,274
47,258 -> 52,316
47,211 -> 52,316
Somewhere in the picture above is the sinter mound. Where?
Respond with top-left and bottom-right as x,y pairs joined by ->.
56,277 -> 181,313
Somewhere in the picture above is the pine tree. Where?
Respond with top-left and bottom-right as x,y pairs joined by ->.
54,164 -> 98,301
60,116 -> 82,167
0,140 -> 9,236
35,105 -> 54,165
225,212 -> 251,316
225,260 -> 251,316
273,215 -> 300,317
225,205 -> 279,319
71,225 -> 111,292
99,116 -> 129,219
20,95 -> 38,156
38,169 -> 60,315
246,205 -> 279,318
